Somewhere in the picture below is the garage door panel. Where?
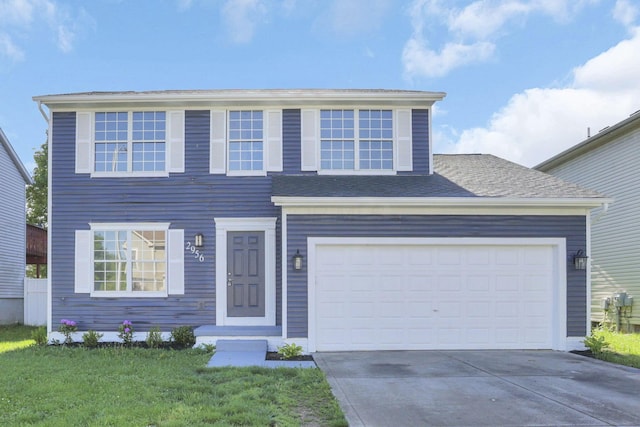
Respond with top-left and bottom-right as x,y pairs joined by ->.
314,243 -> 554,351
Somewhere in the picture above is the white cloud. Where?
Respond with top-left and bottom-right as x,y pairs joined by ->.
325,0 -> 391,37
613,0 -> 639,28
0,0 -> 87,60
440,28 -> 640,167
221,0 -> 268,44
0,33 -> 25,61
403,0 -> 598,79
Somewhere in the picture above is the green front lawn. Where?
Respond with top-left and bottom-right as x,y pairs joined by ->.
0,325 -> 346,426
586,328 -> 640,369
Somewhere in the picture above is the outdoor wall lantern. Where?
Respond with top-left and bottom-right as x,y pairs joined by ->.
573,249 -> 588,270
194,233 -> 204,248
293,250 -> 303,271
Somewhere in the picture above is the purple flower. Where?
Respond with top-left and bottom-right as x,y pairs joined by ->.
124,328 -> 131,333
123,320 -> 132,326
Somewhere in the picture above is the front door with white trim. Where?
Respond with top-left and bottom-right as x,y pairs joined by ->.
215,217 -> 276,326
227,231 -> 265,318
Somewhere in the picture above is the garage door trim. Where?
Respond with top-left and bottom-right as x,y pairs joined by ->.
307,237 -> 567,352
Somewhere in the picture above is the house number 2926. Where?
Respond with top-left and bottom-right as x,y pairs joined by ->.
185,242 -> 205,262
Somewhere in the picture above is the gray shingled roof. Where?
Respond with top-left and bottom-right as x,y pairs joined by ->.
271,154 -> 604,199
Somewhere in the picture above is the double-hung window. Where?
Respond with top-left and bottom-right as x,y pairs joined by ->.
228,110 -> 263,172
92,225 -> 167,296
209,109 -> 283,175
93,111 -> 166,175
319,109 -> 394,172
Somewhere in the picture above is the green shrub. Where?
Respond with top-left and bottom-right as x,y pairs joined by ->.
31,326 -> 48,346
277,342 -> 303,359
82,330 -> 103,348
58,319 -> 77,344
584,329 -> 609,354
170,326 -> 195,348
118,320 -> 134,346
146,327 -> 164,349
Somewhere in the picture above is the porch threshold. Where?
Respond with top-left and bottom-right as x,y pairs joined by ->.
194,325 -> 282,337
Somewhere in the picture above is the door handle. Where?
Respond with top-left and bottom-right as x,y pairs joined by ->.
227,272 -> 232,287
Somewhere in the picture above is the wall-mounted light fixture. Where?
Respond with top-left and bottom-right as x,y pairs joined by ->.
293,250 -> 303,271
194,233 -> 204,248
573,249 -> 588,270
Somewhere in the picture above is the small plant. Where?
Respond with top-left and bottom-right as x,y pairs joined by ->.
31,326 -> 47,346
118,320 -> 135,346
170,325 -> 195,348
277,342 -> 303,359
584,329 -> 609,354
82,330 -> 103,348
58,319 -> 77,344
146,326 -> 164,349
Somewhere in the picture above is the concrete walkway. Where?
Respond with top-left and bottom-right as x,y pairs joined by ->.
207,340 -> 316,368
314,350 -> 640,427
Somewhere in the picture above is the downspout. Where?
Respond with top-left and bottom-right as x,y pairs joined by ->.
592,202 -> 609,224
37,101 -> 49,123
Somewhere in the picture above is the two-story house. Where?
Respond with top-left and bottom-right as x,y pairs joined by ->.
0,128 -> 33,324
34,89 -> 607,352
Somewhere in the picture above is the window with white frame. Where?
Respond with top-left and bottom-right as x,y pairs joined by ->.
94,111 -> 166,174
228,110 -> 263,172
92,227 -> 166,295
320,109 -> 393,171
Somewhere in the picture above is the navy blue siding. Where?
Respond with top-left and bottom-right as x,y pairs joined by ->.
281,109 -> 303,174
286,214 -> 587,338
50,111 -> 281,331
408,109 -> 430,175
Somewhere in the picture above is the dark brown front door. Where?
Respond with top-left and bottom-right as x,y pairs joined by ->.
227,231 -> 265,317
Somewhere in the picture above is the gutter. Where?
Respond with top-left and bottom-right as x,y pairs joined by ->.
37,101 -> 49,123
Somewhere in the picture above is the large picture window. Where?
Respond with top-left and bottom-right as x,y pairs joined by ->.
93,227 -> 166,295
94,111 -> 166,174
320,109 -> 393,171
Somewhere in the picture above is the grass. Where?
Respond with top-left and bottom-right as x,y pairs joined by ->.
585,328 -> 640,369
0,324 -> 347,426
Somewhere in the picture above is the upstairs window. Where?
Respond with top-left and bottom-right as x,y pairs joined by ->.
93,111 -> 166,175
319,109 -> 394,172
228,110 -> 263,172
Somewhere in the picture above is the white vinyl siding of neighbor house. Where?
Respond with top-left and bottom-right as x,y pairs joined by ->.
543,126 -> 640,329
0,140 -> 27,299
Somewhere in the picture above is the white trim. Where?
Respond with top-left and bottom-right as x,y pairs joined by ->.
428,108 -> 433,174
277,205 -> 595,216
281,212 -> 288,339
306,237 -> 567,352
47,114 -> 53,334
214,217 -> 277,326
87,222 -> 171,298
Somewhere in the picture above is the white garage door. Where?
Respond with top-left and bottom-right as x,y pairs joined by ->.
312,241 -> 556,351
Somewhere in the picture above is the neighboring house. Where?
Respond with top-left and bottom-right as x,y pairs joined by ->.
34,89 -> 608,351
0,128 -> 34,324
536,111 -> 640,332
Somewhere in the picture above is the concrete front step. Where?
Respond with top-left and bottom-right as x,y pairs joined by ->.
215,339 -> 268,353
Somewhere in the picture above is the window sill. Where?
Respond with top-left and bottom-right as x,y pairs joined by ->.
90,172 -> 170,178
90,291 -> 168,298
316,169 -> 397,176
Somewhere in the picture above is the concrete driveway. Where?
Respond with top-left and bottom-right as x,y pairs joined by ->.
314,350 -> 640,427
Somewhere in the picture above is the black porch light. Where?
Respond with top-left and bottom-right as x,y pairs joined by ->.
573,249 -> 588,270
293,250 -> 303,271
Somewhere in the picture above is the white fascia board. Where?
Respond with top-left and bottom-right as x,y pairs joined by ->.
271,196 -> 612,210
33,89 -> 447,110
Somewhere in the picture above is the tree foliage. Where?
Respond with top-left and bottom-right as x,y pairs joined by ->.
26,141 -> 47,227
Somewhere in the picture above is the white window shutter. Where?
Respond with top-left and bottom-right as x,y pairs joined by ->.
168,229 -> 185,295
76,112 -> 92,174
75,230 -> 92,293
210,110 -> 226,174
396,109 -> 413,171
265,110 -> 283,172
301,109 -> 318,171
167,110 -> 185,173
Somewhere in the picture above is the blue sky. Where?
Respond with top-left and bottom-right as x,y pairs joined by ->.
1,0 -> 639,172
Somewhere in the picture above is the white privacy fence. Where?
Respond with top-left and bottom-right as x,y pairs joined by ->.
24,278 -> 47,326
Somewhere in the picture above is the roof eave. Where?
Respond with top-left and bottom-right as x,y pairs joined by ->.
536,112 -> 640,171
33,89 -> 447,110
271,196 -> 611,209
0,128 -> 33,185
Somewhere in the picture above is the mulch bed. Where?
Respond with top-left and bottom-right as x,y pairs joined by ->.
265,352 -> 314,361
570,349 -> 596,359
